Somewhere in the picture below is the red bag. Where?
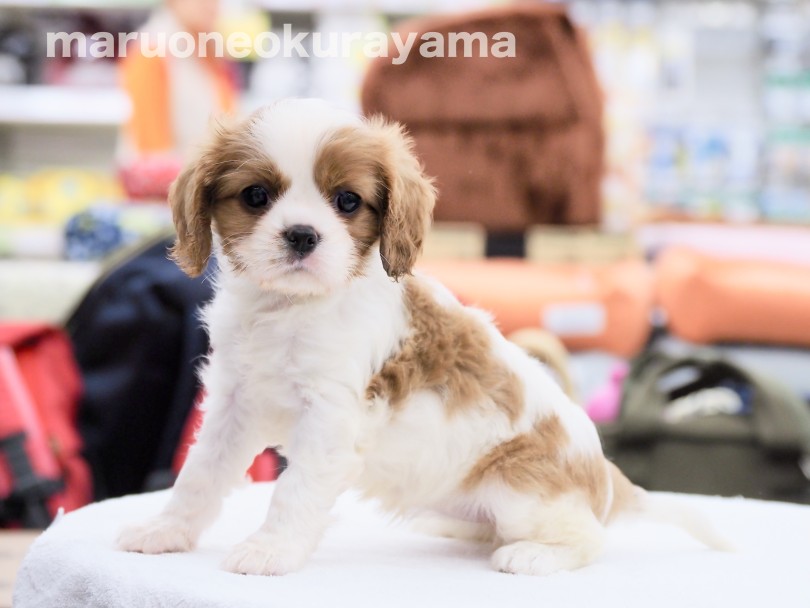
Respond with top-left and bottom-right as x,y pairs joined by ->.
0,324 -> 92,526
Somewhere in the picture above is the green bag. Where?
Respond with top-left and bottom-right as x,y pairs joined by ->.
601,350 -> 810,504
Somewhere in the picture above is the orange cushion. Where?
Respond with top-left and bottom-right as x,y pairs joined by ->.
656,247 -> 810,347
417,259 -> 652,357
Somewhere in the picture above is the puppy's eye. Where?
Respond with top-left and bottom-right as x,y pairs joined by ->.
334,191 -> 362,214
241,185 -> 270,209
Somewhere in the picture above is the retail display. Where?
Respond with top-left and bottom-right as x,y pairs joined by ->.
573,0 -> 810,226
0,168 -> 171,259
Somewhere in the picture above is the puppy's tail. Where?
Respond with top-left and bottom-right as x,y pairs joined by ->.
606,461 -> 734,552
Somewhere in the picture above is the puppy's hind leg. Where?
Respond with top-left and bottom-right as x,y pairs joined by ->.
487,490 -> 606,577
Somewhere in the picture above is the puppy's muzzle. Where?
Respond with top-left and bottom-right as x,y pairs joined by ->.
284,225 -> 320,257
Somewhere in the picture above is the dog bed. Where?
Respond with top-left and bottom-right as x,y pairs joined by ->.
418,259 -> 653,357
14,483 -> 810,608
656,247 -> 810,348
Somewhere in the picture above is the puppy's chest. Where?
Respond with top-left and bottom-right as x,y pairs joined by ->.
231,315 -> 376,406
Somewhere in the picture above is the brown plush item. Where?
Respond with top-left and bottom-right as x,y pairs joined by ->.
362,4 -> 604,231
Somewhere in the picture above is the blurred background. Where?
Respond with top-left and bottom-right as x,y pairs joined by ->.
2,1 -> 810,296
2,0 -> 810,581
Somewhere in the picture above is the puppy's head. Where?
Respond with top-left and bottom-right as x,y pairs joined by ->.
169,99 -> 435,297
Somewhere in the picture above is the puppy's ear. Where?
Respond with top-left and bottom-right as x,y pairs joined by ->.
168,150 -> 214,277
370,118 -> 436,279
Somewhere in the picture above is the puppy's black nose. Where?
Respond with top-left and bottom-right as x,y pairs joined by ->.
284,225 -> 320,256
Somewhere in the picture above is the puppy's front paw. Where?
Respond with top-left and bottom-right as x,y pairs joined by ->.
222,532 -> 309,576
117,517 -> 195,554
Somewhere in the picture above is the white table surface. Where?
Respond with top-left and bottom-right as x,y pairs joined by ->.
13,482 -> 810,608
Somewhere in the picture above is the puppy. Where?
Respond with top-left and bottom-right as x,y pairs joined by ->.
118,98 -> 726,576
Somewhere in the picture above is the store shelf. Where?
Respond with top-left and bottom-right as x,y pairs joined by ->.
638,222 -> 810,267
0,0 -> 493,13
0,86 -> 130,127
0,0 -> 155,10
248,0 -> 494,15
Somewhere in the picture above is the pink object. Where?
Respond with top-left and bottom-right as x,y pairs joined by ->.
118,155 -> 184,200
585,363 -> 629,423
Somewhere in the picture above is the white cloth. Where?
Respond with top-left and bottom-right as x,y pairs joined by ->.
13,483 -> 810,608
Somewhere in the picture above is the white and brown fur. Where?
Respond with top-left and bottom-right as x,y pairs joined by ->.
118,99 -> 728,576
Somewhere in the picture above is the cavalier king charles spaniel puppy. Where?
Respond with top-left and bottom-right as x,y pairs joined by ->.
118,98 -> 726,576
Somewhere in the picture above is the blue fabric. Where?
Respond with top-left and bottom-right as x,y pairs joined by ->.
66,237 -> 216,499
